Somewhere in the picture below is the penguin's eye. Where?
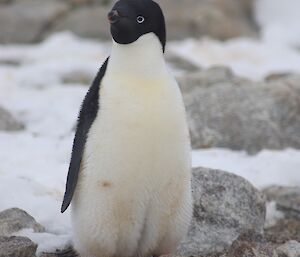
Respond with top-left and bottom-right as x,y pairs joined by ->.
136,16 -> 145,24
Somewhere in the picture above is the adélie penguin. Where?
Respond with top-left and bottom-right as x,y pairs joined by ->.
61,0 -> 192,256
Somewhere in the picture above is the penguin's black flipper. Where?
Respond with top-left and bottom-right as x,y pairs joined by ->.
61,58 -> 109,213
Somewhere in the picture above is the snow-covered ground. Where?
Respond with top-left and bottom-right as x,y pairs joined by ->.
0,0 -> 300,254
170,0 -> 300,80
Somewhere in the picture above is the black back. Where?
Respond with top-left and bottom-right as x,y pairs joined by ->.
61,58 -> 109,213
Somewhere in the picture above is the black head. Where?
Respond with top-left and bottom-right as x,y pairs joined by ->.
108,0 -> 166,52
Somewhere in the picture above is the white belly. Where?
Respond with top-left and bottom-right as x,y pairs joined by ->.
71,35 -> 192,257
71,75 -> 192,257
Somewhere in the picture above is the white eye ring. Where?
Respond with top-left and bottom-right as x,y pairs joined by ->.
137,16 -> 145,24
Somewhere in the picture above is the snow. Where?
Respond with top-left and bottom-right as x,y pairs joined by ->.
0,0 -> 300,254
265,202 -> 284,228
169,0 -> 300,80
192,149 -> 300,188
255,0 -> 300,48
169,37 -> 300,80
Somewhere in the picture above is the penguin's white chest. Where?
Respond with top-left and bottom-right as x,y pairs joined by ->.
89,74 -> 190,190
71,34 -> 192,257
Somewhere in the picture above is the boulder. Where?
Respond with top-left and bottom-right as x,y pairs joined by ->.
0,0 -> 257,43
157,0 -> 258,40
222,231 -> 276,257
178,167 -> 266,256
263,186 -> 300,220
180,70 -> 300,153
0,0 -> 69,44
0,208 -> 45,236
0,0 -> 12,4
265,219 -> 300,244
40,247 -> 78,257
189,231 -> 300,257
178,66 -> 251,93
0,236 -> 37,257
62,69 -> 94,85
166,52 -> 200,74
58,0 -> 258,40
51,6 -> 110,40
0,107 -> 24,131
276,240 -> 300,257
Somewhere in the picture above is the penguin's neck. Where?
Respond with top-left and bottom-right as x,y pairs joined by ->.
107,33 -> 168,80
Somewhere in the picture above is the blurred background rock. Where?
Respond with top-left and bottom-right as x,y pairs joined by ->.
0,0 -> 258,44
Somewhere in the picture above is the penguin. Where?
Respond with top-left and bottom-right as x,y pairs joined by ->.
61,0 -> 192,257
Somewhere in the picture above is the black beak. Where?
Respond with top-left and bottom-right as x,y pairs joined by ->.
108,10 -> 120,24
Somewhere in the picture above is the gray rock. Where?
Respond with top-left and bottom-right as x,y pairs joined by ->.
265,72 -> 294,82
181,70 -> 300,153
0,0 -> 12,4
265,219 -> 300,244
263,186 -> 300,220
68,0 -> 111,6
0,107 -> 24,131
0,208 -> 45,236
0,236 -> 37,257
51,6 -> 110,40
178,167 -> 266,256
62,70 -> 94,85
223,231 -> 277,257
0,0 -> 257,43
0,58 -> 22,66
58,0 -> 257,40
40,247 -> 78,257
0,0 -> 69,44
166,52 -> 200,74
276,241 -> 300,257
158,0 -> 258,40
178,66 -> 251,93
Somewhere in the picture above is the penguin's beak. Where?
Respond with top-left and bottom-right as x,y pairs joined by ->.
108,10 -> 120,24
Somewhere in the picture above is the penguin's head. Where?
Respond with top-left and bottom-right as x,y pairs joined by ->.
108,0 -> 166,52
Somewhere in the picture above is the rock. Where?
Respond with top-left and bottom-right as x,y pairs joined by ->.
0,0 -> 257,43
62,70 -> 93,85
223,231 -> 276,257
166,52 -> 200,74
157,0 -> 258,40
0,0 -> 12,4
193,231 -> 300,257
51,6 -> 110,40
178,66 -> 250,93
0,0 -> 69,44
0,236 -> 37,257
0,59 -> 22,66
0,208 -> 45,236
181,71 -> 300,153
263,186 -> 300,220
0,107 -> 24,131
265,219 -> 300,244
276,240 -> 300,257
178,168 -> 266,256
40,246 -> 78,257
68,0 -> 111,6
265,72 -> 294,82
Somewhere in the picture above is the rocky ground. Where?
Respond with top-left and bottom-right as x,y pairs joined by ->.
0,168 -> 299,257
12,54 -> 300,154
0,0 -> 257,44
1,52 -> 300,154
179,68 -> 300,154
